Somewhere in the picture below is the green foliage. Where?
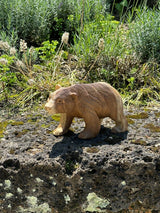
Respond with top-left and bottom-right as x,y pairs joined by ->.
115,0 -> 128,17
0,0 -> 109,46
110,0 -> 159,19
35,40 -> 58,61
0,55 -> 16,89
73,14 -> 121,62
0,30 -> 18,48
129,8 -> 160,63
0,0 -> 54,45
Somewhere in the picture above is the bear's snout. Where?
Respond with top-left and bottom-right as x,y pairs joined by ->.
45,101 -> 57,114
45,101 -> 52,110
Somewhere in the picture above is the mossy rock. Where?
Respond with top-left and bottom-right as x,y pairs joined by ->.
144,123 -> 160,132
41,124 -> 51,128
0,121 -> 8,138
51,114 -> 60,122
11,121 -> 24,126
127,112 -> 149,119
131,139 -> 147,146
127,118 -> 135,125
86,147 -> 100,153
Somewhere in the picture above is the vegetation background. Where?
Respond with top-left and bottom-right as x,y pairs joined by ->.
0,0 -> 159,109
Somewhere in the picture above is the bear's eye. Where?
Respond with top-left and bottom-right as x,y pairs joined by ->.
56,99 -> 63,104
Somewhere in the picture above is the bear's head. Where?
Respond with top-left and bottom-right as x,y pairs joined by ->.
45,85 -> 77,115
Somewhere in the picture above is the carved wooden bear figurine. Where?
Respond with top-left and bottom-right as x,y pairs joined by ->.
45,82 -> 128,139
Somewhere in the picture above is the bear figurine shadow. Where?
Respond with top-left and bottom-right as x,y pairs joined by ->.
49,126 -> 128,159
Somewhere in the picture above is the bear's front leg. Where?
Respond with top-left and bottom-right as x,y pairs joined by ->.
53,113 -> 73,136
78,111 -> 101,139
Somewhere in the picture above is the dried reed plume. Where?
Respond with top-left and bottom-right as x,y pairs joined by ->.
61,32 -> 69,45
20,39 -> 27,52
98,38 -> 105,50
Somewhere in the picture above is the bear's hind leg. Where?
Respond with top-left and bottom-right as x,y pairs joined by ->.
78,112 -> 101,139
53,113 -> 73,136
111,115 -> 128,133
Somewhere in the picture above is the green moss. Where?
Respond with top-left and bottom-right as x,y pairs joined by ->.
0,121 -> 8,138
144,108 -> 150,112
86,147 -> 100,153
51,114 -> 60,121
11,121 -> 24,126
127,112 -> 149,119
144,123 -> 160,132
27,118 -> 38,123
46,130 -> 53,134
41,124 -> 51,128
127,118 -> 135,124
131,139 -> 147,146
26,114 -> 42,118
26,114 -> 33,118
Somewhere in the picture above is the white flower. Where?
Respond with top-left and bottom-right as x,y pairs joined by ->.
0,41 -> 10,51
10,47 -> 17,55
98,38 -> 105,50
0,58 -> 8,65
20,39 -> 27,52
61,32 -> 69,45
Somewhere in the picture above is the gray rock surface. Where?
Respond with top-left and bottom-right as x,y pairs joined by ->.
0,106 -> 160,212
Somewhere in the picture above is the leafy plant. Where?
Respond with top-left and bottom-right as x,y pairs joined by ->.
0,55 -> 16,99
35,40 -> 58,61
0,55 -> 15,84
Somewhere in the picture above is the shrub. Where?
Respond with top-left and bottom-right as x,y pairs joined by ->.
73,14 -> 121,61
129,8 -> 160,63
0,0 -> 53,46
0,0 -> 109,46
72,14 -> 133,87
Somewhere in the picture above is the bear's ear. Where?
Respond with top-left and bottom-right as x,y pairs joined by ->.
55,84 -> 61,90
70,92 -> 77,100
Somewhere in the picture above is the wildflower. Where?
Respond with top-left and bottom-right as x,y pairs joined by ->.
16,60 -> 26,69
61,32 -> 69,45
10,47 -> 17,55
20,39 -> 27,52
98,38 -> 105,50
0,58 -> 8,65
0,41 -> 10,51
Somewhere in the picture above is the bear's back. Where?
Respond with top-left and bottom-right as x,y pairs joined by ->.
69,82 -> 119,118
71,82 -> 118,100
